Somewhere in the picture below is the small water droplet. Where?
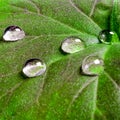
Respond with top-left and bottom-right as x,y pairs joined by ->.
98,30 -> 119,44
61,37 -> 85,53
81,55 -> 104,76
3,26 -> 25,41
22,58 -> 46,77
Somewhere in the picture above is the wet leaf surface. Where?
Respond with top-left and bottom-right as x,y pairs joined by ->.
0,0 -> 120,119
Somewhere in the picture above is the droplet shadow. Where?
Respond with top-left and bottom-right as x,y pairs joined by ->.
19,71 -> 30,80
0,36 -> 3,43
59,46 -> 69,56
79,66 -> 98,77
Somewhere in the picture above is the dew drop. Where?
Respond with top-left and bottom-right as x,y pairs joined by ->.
98,30 -> 119,44
3,25 -> 25,41
22,59 -> 46,77
61,37 -> 85,53
81,55 -> 104,76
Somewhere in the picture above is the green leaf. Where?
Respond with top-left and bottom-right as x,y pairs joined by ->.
110,0 -> 120,39
110,0 -> 118,32
0,0 -> 119,120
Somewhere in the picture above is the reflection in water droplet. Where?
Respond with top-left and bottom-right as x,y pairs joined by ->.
3,25 -> 25,41
98,30 -> 119,44
61,37 -> 85,53
81,55 -> 104,76
22,59 -> 46,77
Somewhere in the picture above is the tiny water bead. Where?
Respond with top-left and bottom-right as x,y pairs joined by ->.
98,30 -> 119,44
81,55 -> 104,76
22,59 -> 46,77
3,25 -> 25,41
61,37 -> 85,53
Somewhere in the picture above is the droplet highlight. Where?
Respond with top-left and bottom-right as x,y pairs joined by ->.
81,55 -> 104,76
22,59 -> 46,77
3,25 -> 25,41
61,37 -> 85,53
98,30 -> 119,44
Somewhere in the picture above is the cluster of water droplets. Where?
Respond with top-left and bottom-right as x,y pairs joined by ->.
61,35 -> 105,76
2,25 -> 119,78
2,26 -> 47,77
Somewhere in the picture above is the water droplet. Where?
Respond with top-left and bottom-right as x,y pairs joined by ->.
3,26 -> 25,41
98,30 -> 119,44
61,37 -> 85,53
22,59 -> 46,77
81,55 -> 104,76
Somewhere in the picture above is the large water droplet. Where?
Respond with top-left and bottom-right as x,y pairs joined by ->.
61,37 -> 85,53
3,26 -> 25,41
81,55 -> 104,76
98,30 -> 119,44
22,59 -> 46,77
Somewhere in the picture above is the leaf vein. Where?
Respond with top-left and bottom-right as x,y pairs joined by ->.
0,82 -> 23,101
35,74 -> 46,105
10,4 -> 81,34
66,77 -> 97,115
27,0 -> 41,15
91,78 -> 98,119
89,0 -> 98,17
104,71 -> 120,90
0,36 -> 40,63
69,0 -> 101,29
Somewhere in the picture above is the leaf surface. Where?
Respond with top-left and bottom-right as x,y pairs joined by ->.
0,0 -> 119,120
